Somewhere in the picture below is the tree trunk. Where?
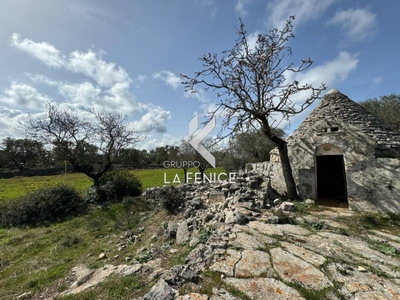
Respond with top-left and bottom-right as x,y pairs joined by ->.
275,142 -> 298,200
261,119 -> 298,200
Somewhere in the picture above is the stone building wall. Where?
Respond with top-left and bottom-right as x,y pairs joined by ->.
248,90 -> 400,213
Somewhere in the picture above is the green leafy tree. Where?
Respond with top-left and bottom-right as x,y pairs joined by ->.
1,138 -> 47,170
182,16 -> 326,199
359,94 -> 400,130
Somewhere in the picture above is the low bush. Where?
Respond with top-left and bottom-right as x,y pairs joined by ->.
87,170 -> 143,204
0,185 -> 86,228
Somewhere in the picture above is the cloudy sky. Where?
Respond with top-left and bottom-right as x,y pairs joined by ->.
0,0 -> 399,150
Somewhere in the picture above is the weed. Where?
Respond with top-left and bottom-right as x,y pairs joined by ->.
369,240 -> 400,256
60,235 -> 81,248
303,219 -> 329,231
198,226 -> 216,244
134,251 -> 153,264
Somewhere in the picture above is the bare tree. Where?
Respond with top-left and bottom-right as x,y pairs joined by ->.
25,103 -> 139,187
182,16 -> 326,199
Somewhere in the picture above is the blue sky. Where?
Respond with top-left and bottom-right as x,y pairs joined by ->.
0,0 -> 399,150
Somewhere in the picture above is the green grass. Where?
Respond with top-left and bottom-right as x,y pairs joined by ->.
0,197 -> 153,300
0,173 -> 92,203
0,167 -> 227,203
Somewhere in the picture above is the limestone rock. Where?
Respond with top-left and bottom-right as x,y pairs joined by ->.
176,220 -> 190,245
270,248 -> 332,290
142,278 -> 177,300
235,250 -> 273,277
224,278 -> 304,300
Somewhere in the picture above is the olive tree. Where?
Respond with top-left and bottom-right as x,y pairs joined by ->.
182,16 -> 326,199
25,103 -> 139,187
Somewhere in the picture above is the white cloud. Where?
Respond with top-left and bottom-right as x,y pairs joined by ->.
266,0 -> 336,30
235,0 -> 251,17
291,51 -> 359,91
131,104 -> 171,133
139,134 -> 183,151
67,50 -> 130,88
184,88 -> 210,103
0,82 -> 51,110
10,34 -> 169,135
12,34 -> 130,88
196,0 -> 217,17
373,76 -> 383,85
134,75 -> 148,87
11,33 -> 66,68
266,51 -> 359,132
153,71 -> 181,89
0,106 -> 26,139
101,81 -> 141,113
327,8 -> 377,43
58,81 -> 102,105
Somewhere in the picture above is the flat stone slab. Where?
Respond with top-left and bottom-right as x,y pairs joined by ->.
274,224 -> 312,236
235,250 -> 273,277
270,248 -> 332,290
210,288 -> 240,300
369,230 -> 400,243
326,262 -> 400,299
280,241 -> 326,267
228,232 -> 265,250
210,249 -> 241,277
318,232 -> 400,269
176,293 -> 209,300
224,277 -> 304,300
248,221 -> 284,236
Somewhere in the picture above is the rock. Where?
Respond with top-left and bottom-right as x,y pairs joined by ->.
98,253 -> 106,259
142,278 -> 177,300
167,221 -> 178,237
273,198 -> 282,206
188,198 -> 202,209
176,293 -> 208,300
189,236 -> 200,247
280,242 -> 326,267
235,250 -> 274,277
228,232 -> 265,250
305,199 -> 315,205
17,292 -> 32,300
224,278 -> 304,300
357,266 -> 367,272
278,201 -> 297,212
176,221 -> 190,245
210,249 -> 241,277
270,248 -> 332,290
210,288 -> 240,300
263,215 -> 279,224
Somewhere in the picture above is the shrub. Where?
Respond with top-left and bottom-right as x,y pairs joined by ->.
91,170 -> 142,204
0,185 -> 86,228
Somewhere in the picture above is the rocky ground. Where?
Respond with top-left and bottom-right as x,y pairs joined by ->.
44,174 -> 400,300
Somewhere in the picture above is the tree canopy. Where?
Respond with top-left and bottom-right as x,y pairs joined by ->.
182,16 -> 326,199
359,94 -> 400,131
25,103 -> 139,185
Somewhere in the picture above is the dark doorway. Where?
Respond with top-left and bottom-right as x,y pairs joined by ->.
316,155 -> 348,207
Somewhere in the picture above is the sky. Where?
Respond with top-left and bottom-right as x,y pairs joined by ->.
0,0 -> 399,151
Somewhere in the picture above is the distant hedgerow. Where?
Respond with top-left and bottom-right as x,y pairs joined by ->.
0,185 -> 86,228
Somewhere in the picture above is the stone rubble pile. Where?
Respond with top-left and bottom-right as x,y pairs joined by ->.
54,170 -> 400,300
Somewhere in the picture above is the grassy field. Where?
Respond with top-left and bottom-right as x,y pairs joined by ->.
0,167 -> 227,203
0,167 -> 226,299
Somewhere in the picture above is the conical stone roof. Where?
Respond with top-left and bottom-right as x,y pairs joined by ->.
288,89 -> 400,158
